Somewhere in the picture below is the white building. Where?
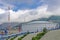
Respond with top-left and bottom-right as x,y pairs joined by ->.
21,21 -> 59,32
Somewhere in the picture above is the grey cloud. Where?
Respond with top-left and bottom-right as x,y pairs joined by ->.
42,0 -> 60,11
0,0 -> 15,10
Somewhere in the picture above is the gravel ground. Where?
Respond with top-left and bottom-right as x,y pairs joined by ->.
40,29 -> 60,40
22,33 -> 38,40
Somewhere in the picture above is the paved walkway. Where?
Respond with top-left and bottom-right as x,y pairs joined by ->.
40,30 -> 60,40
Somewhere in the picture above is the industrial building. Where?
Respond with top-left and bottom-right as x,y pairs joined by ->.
0,21 -> 59,35
22,21 -> 59,32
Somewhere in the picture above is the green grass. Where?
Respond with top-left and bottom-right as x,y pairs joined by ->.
18,32 -> 30,40
32,32 -> 46,40
32,28 -> 48,40
18,37 -> 22,40
10,35 -> 17,40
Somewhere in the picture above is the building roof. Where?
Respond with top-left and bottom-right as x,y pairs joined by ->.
23,21 -> 57,24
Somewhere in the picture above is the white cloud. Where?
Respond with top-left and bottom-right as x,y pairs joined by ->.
0,8 -> 6,14
0,1 -> 60,23
10,5 -> 49,22
0,5 -> 53,23
42,0 -> 60,11
52,8 -> 60,15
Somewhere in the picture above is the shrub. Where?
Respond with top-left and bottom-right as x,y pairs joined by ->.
18,38 -> 22,40
32,28 -> 47,40
10,35 -> 17,40
43,27 -> 47,33
10,38 -> 14,40
32,37 -> 37,40
18,32 -> 29,40
6,38 -> 8,40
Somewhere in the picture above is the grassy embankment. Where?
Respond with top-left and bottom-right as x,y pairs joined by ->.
18,32 -> 30,40
10,35 -> 17,40
32,28 -> 48,40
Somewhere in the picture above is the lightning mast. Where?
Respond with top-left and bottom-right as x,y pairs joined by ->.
4,6 -> 11,35
7,6 -> 11,34
8,7 -> 10,22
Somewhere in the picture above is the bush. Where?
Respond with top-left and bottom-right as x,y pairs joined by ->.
10,35 -> 17,40
32,29 -> 47,40
10,38 -> 14,40
18,38 -> 22,40
43,27 -> 47,33
6,38 -> 8,40
18,32 -> 29,40
27,31 -> 30,34
32,37 -> 37,40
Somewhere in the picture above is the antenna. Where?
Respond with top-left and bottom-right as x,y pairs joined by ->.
8,7 -> 10,22
7,6 -> 11,34
4,6 -> 11,35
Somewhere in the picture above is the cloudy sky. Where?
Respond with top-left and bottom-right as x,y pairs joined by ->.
0,0 -> 60,23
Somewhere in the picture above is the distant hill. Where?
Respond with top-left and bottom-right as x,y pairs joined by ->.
0,15 -> 60,29
33,15 -> 60,22
22,15 -> 60,24
37,18 -> 48,21
48,15 -> 60,20
48,15 -> 60,23
0,22 -> 20,29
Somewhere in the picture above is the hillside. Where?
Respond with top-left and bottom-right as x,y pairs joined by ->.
0,22 -> 20,29
0,15 -> 60,30
40,29 -> 60,40
30,15 -> 60,22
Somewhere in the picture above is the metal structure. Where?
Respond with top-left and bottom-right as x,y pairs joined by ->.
6,6 -> 11,34
18,25 -> 21,32
7,6 -> 21,34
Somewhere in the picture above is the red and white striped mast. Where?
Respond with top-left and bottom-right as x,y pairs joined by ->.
7,6 -> 11,34
8,7 -> 10,22
7,6 -> 21,33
